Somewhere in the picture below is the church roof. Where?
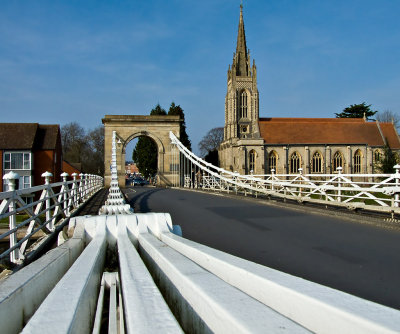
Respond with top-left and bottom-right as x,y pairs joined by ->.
258,118 -> 400,149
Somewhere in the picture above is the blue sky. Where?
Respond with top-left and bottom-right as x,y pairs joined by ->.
1,0 -> 400,156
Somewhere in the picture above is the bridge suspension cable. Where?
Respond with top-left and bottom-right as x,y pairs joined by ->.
169,131 -> 400,214
169,131 -> 260,193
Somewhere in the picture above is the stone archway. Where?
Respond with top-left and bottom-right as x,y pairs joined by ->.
102,115 -> 181,187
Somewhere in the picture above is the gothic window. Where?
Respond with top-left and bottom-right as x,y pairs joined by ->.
311,152 -> 323,173
239,90 -> 248,119
268,151 -> 277,172
354,150 -> 362,173
249,150 -> 256,173
332,151 -> 344,172
374,149 -> 382,162
289,152 -> 301,173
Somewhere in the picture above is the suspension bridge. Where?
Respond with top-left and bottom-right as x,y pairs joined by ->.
1,131 -> 400,333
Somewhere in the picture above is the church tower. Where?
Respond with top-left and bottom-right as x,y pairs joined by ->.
219,4 -> 264,174
224,4 -> 260,141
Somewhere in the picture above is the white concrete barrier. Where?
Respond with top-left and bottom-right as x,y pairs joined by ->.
0,217 -> 86,334
158,231 -> 400,334
22,217 -> 107,334
117,216 -> 183,333
138,232 -> 309,333
2,213 -> 399,334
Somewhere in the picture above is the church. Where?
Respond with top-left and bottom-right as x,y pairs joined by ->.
218,5 -> 400,175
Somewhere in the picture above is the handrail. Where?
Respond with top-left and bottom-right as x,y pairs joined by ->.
0,171 -> 103,263
170,131 -> 400,214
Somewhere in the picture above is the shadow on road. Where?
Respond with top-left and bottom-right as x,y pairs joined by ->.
124,187 -> 164,213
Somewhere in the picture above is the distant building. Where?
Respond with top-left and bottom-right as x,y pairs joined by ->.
62,161 -> 81,179
125,162 -> 139,176
0,123 -> 62,192
219,5 -> 400,175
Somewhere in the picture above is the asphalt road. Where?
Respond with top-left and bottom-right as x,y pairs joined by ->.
124,186 -> 400,310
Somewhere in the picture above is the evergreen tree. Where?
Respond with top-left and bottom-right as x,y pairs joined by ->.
150,104 -> 167,116
168,102 -> 191,150
132,104 -> 166,178
375,142 -> 398,173
132,136 -> 158,178
335,102 -> 377,120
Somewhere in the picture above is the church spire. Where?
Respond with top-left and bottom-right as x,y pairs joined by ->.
235,3 -> 249,76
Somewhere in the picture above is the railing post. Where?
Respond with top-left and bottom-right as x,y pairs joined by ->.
337,167 -> 342,202
234,171 -> 238,194
61,172 -> 69,216
41,171 -> 54,230
271,169 -> 275,192
3,171 -> 20,263
79,173 -> 85,202
298,168 -> 303,198
71,173 -> 78,206
394,165 -> 400,208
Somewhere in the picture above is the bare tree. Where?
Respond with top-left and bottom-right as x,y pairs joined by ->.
198,127 -> 224,157
61,122 -> 86,164
85,126 -> 105,175
376,110 -> 400,130
61,122 -> 104,175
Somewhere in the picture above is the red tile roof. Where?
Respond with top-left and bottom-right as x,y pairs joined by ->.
258,118 -> 400,148
380,123 -> 400,149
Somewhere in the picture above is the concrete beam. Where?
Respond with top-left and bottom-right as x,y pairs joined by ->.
159,231 -> 400,334
22,217 -> 107,333
117,217 -> 182,333
138,232 -> 309,333
0,217 -> 86,334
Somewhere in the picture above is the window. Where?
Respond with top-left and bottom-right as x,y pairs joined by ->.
249,150 -> 256,173
374,149 -> 382,162
354,150 -> 362,173
311,152 -> 322,173
4,152 -> 31,170
21,176 -> 31,189
239,90 -> 248,119
268,151 -> 277,172
290,152 -> 301,173
332,151 -> 344,172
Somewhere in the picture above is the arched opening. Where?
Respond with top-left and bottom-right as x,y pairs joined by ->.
311,151 -> 323,173
268,151 -> 277,173
249,150 -> 256,173
332,151 -> 344,172
239,90 -> 248,119
354,149 -> 362,174
124,134 -> 160,186
374,149 -> 382,163
289,151 -> 301,173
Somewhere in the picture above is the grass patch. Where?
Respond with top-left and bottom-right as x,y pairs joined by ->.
0,214 -> 48,228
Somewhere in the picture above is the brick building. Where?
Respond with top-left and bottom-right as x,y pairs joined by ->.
0,123 -> 62,192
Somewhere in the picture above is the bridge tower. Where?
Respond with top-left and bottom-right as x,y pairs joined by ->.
219,4 -> 264,174
102,115 -> 181,187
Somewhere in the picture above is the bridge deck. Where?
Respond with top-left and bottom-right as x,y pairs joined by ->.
123,186 -> 400,311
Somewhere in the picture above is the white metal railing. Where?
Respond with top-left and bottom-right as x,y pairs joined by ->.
0,171 -> 103,263
170,131 -> 400,215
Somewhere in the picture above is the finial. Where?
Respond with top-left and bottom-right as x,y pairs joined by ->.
240,0 -> 243,10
